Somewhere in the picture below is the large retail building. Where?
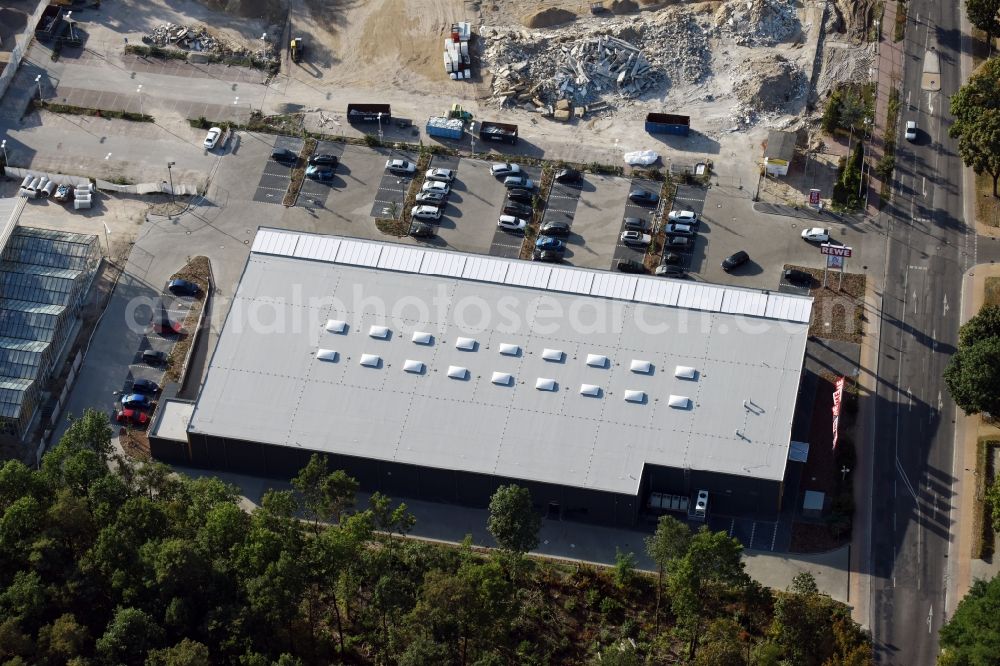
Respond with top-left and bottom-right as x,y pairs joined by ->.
151,228 -> 812,526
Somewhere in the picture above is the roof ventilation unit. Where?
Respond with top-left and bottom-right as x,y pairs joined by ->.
579,384 -> 601,397
412,331 -> 433,345
359,354 -> 381,368
542,348 -> 564,362
455,337 -> 478,351
316,349 -> 338,362
674,365 -> 697,379
491,371 -> 513,386
668,395 -> 691,409
403,359 -> 425,374
623,389 -> 646,403
498,343 -> 521,356
535,377 -> 557,391
447,365 -> 469,380
585,354 -> 608,368
630,359 -> 653,374
325,319 -> 347,333
369,325 -> 391,339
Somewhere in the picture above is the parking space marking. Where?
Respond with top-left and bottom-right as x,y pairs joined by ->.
488,165 -> 543,259
299,141 -> 347,209
252,135 -> 303,205
369,150 -> 418,218
658,183 -> 709,274
612,177 -> 662,268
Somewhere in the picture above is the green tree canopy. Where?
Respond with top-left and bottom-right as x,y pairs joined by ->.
966,0 -> 1000,41
486,484 -> 541,556
939,574 -> 1000,664
944,336 -> 1000,415
950,59 -> 1000,196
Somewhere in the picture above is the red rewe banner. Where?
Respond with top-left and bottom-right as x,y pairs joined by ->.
832,377 -> 845,450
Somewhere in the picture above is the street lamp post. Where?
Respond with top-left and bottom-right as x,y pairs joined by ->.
1,140 -> 8,166
34,75 -> 42,101
166,161 -> 176,205
65,11 -> 73,41
258,33 -> 268,115
136,84 -> 143,116
377,112 -> 384,143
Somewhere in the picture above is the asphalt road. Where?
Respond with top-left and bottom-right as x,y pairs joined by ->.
869,2 -> 975,663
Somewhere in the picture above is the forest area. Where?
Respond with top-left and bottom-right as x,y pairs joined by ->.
0,409 -> 875,665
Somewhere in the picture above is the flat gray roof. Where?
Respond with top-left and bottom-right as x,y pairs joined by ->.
189,230 -> 811,495
152,399 -> 195,442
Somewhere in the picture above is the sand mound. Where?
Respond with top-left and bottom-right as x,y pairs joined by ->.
735,54 -> 806,112
521,7 -> 577,28
610,0 -> 640,13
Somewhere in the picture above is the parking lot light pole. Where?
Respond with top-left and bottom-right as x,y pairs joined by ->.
166,161 -> 175,205
34,75 -> 42,101
1,140 -> 7,166
377,112 -> 384,143
136,85 -> 143,116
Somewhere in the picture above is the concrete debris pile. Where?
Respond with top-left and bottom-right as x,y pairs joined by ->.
483,11 -> 710,112
731,54 -> 807,125
143,23 -> 276,64
713,0 -> 800,47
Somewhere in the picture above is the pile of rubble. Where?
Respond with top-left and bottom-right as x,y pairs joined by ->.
142,23 -> 276,64
713,0 -> 800,47
731,54 -> 808,125
482,10 -> 710,113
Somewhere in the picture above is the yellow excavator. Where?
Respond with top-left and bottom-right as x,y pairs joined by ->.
290,37 -> 303,63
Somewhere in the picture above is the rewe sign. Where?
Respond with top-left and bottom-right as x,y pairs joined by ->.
820,244 -> 853,258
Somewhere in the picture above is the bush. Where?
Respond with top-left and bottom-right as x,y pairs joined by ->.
875,154 -> 896,180
821,91 -> 842,133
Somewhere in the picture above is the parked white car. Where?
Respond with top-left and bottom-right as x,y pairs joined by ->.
203,127 -> 222,149
667,210 -> 698,224
800,227 -> 830,242
385,159 -> 416,175
411,205 -> 443,221
620,230 -> 652,246
421,180 -> 450,195
425,168 -> 456,182
490,162 -> 521,176
904,121 -> 917,141
497,215 -> 527,232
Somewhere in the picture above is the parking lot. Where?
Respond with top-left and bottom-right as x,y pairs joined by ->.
488,164 -> 542,259
612,177 -> 662,268
659,182 -> 708,275
252,135 -> 302,205
370,150 -> 418,219
563,174 -> 632,269
298,140 -> 345,211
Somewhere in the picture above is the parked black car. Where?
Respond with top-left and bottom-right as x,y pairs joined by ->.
503,201 -> 533,218
131,379 -> 160,394
628,189 -> 659,205
616,259 -> 647,274
533,249 -> 563,263
661,252 -> 682,265
271,147 -> 297,163
623,217 -> 647,231
309,154 -> 339,167
167,279 -> 200,296
555,168 -> 582,184
783,268 -> 813,285
409,222 -> 436,238
540,221 -> 571,237
142,350 -> 167,366
507,188 -> 535,204
722,250 -> 750,272
655,265 -> 686,278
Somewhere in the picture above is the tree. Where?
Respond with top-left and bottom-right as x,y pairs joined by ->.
37,614 -> 89,664
95,607 -> 164,665
944,336 -> 1000,415
486,485 -> 540,557
145,638 -> 211,666
939,574 -> 1000,663
959,304 -> 1000,347
291,454 -> 358,530
645,515 -> 691,631
956,109 -> 1000,197
613,549 -> 637,589
950,59 -> 1000,196
987,479 -> 1000,532
966,0 -> 1000,44
668,527 -> 749,660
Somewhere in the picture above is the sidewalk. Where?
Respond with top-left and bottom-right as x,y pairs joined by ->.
952,264 -> 1000,613
865,1 -> 906,217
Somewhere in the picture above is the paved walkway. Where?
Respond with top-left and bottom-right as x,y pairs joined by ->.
866,1 -> 907,217
954,264 -> 1000,607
